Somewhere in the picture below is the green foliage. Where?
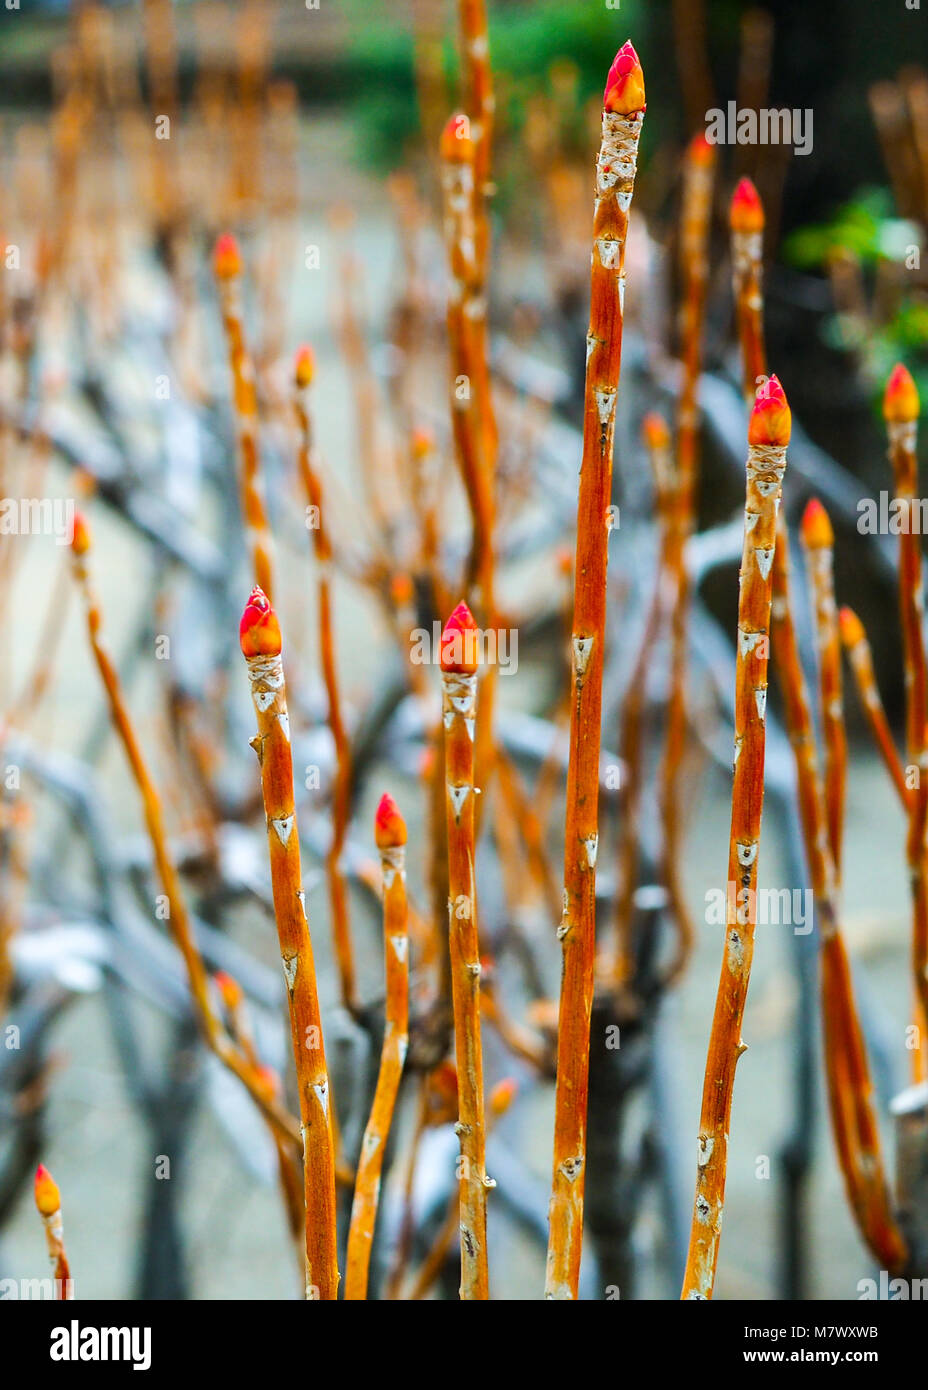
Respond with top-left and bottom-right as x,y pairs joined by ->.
348,0 -> 641,171
784,186 -> 928,413
783,188 -> 920,269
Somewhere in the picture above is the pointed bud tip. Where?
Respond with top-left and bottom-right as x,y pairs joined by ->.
294,344 -> 314,389
239,586 -> 282,658
800,497 -> 833,549
489,1077 -> 518,1118
375,792 -> 407,849
838,606 -> 866,647
604,41 -> 646,115
440,113 -> 474,164
687,131 -> 715,166
71,509 -> 92,556
213,232 -> 242,280
34,1164 -> 60,1216
410,427 -> 434,460
642,412 -> 671,451
748,374 -> 791,447
884,363 -> 919,424
440,600 -> 480,673
214,970 -> 243,1010
730,177 -> 765,233
390,572 -> 414,606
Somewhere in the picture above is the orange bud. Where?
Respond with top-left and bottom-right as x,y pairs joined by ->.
71,509 -> 92,556
555,546 -> 573,578
255,1064 -> 280,1101
239,587 -> 282,658
390,571 -> 414,606
838,606 -> 866,648
800,497 -> 834,550
642,412 -> 671,451
214,970 -> 243,1012
883,363 -> 919,424
604,41 -> 646,115
34,1164 -> 60,1217
410,427 -> 434,461
687,131 -> 715,167
440,113 -> 474,164
730,177 -> 764,234
375,792 -> 407,850
213,232 -> 242,280
440,600 -> 480,674
489,1077 -> 518,1118
294,344 -> 315,389
748,374 -> 791,447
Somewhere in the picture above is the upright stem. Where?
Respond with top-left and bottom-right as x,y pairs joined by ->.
800,500 -> 848,883
681,380 -> 789,1299
344,796 -> 410,1299
440,603 -> 490,1299
214,235 -> 275,599
294,351 -> 357,1012
660,134 -> 715,983
241,589 -> 338,1299
546,44 -> 644,1300
772,522 -> 907,1272
34,1166 -> 72,1299
730,178 -> 766,405
885,366 -> 928,1036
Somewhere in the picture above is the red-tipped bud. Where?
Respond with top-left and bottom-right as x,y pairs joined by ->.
213,232 -> 242,280
214,970 -> 243,1011
411,427 -> 434,461
687,131 -> 715,166
604,41 -> 646,115
255,1064 -> 280,1102
748,374 -> 791,447
439,601 -> 480,673
390,571 -> 414,606
555,546 -> 573,577
294,344 -> 314,389
440,113 -> 474,164
800,497 -> 834,549
883,363 -> 919,424
239,587 -> 282,658
642,412 -> 671,451
34,1164 -> 60,1217
489,1077 -> 518,1118
730,177 -> 764,234
71,509 -> 92,556
375,792 -> 407,850
839,606 -> 866,648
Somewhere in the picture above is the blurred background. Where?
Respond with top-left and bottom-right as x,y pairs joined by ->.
0,0 -> 926,1301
